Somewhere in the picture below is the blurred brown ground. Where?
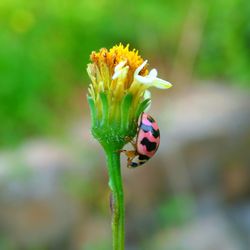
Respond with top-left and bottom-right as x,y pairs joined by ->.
0,83 -> 249,250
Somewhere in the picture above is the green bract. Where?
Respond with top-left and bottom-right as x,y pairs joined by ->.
87,92 -> 150,150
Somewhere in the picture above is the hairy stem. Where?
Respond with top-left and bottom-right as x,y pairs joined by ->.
105,148 -> 125,250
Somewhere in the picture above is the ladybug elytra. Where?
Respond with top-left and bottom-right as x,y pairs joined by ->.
121,112 -> 160,168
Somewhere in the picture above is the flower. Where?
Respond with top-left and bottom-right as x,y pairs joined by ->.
87,44 -> 172,150
86,44 -> 172,250
133,60 -> 172,89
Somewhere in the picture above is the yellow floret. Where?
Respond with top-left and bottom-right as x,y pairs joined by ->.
90,43 -> 148,88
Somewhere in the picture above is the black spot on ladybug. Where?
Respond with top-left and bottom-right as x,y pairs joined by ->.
140,124 -> 160,138
140,137 -> 157,152
130,162 -> 138,167
147,115 -> 155,123
151,129 -> 160,138
138,154 -> 150,161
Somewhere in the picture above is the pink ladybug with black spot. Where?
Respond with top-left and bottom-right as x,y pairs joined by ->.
121,112 -> 160,168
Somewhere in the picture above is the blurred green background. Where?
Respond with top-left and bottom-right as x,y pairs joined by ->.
0,0 -> 249,249
1,0 -> 250,146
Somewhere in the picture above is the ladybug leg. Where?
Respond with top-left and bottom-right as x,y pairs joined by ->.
124,136 -> 136,150
124,136 -> 135,143
119,150 -> 137,167
130,141 -> 137,150
119,150 -> 136,158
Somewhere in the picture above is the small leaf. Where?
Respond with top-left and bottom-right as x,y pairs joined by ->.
120,93 -> 132,132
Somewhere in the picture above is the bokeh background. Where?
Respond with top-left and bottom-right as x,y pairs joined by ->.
0,0 -> 250,249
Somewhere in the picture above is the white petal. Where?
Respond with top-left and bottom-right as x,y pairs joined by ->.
135,74 -> 155,84
143,89 -> 151,99
114,60 -> 127,71
112,70 -> 122,80
152,78 -> 172,89
133,60 -> 173,89
112,67 -> 127,80
134,60 -> 148,76
148,68 -> 158,78
134,63 -> 158,84
112,61 -> 127,80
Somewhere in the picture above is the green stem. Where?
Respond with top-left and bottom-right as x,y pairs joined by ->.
105,148 -> 125,250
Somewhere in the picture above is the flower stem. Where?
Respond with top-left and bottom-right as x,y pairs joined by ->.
105,148 -> 125,250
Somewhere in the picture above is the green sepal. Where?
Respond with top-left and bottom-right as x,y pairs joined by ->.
87,95 -> 97,126
135,98 -> 151,119
120,93 -> 132,133
100,92 -> 109,126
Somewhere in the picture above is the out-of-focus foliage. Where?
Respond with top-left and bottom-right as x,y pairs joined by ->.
0,0 -> 249,146
197,0 -> 250,83
157,195 -> 194,227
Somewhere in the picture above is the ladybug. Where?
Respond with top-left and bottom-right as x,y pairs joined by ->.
121,112 -> 160,168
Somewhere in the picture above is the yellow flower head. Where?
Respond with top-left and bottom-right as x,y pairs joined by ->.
90,44 -> 148,87
87,44 -> 172,119
87,43 -> 172,148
